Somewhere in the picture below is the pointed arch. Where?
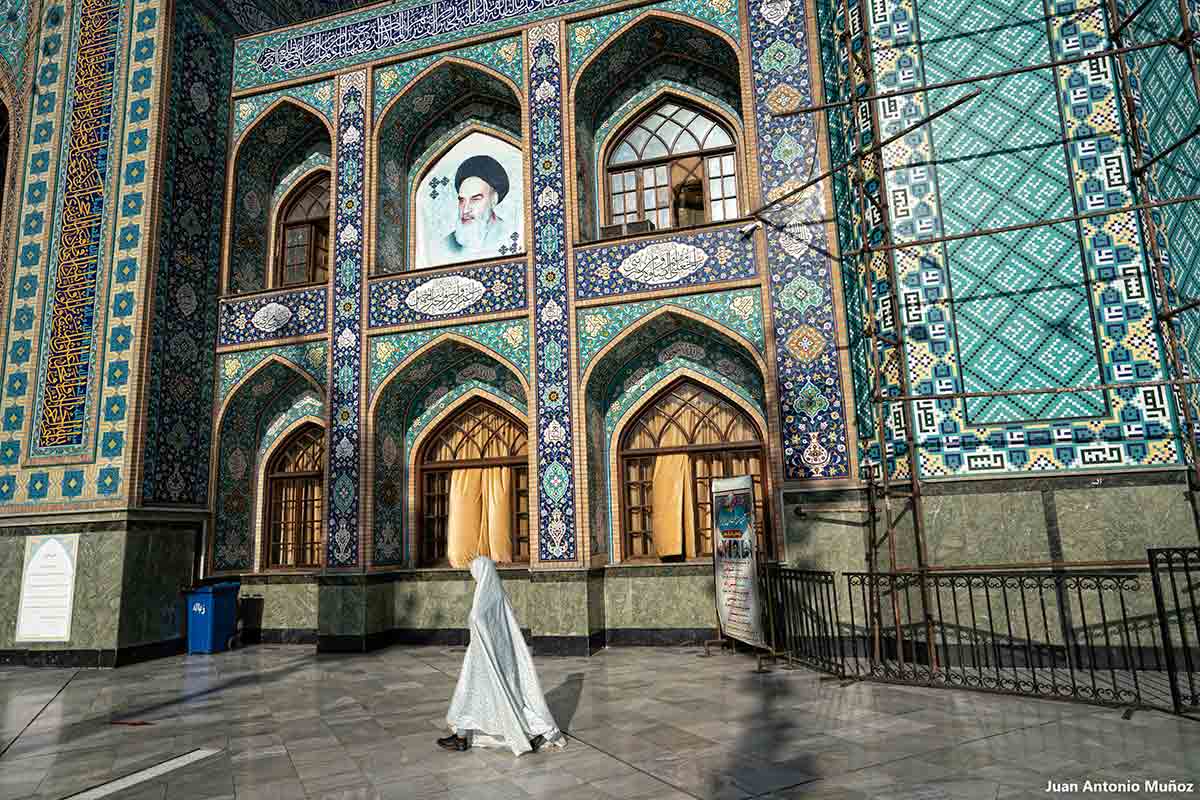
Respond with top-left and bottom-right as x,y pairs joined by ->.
605,368 -> 772,562
569,10 -> 742,101
370,332 -> 530,415
581,304 -> 767,391
223,98 -> 334,296
373,56 -> 525,141
253,414 -> 326,571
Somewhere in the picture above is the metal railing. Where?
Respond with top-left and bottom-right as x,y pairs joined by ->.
762,551 -> 1200,714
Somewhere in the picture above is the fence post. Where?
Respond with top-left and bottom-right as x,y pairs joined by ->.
1148,549 -> 1183,714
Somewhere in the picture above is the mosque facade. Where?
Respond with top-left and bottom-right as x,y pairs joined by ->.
0,0 -> 1198,663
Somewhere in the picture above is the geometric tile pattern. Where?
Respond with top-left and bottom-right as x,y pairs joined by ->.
529,23 -> 578,562
141,1 -> 237,505
749,0 -> 851,479
1125,0 -> 1200,441
371,37 -> 523,120
918,0 -> 1104,425
573,223 -> 759,300
326,71 -> 368,568
0,0 -> 31,80
218,287 -> 328,347
827,0 -> 1179,478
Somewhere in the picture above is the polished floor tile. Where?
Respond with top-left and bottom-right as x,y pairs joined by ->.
0,646 -> 1196,799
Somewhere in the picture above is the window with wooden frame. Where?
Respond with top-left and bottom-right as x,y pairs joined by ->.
418,399 -> 530,566
275,172 -> 331,288
606,101 -> 739,232
618,378 -> 768,560
264,424 -> 325,569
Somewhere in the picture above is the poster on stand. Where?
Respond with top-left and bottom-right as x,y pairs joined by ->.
710,476 -> 765,649
15,534 -> 80,643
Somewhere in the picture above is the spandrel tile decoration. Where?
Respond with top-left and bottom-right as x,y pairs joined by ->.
0,0 -> 1199,761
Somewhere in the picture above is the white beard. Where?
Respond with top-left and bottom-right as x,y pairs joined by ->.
454,214 -> 492,251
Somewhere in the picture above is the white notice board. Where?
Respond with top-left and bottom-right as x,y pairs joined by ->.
15,534 -> 80,643
711,476 -> 765,649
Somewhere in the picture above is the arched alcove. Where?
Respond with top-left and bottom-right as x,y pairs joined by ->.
370,337 -> 529,566
572,16 -> 744,241
374,61 -> 523,273
581,310 -> 768,561
227,101 -> 333,295
212,359 -> 326,572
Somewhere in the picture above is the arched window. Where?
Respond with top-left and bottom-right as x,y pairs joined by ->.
264,424 -> 325,569
607,101 -> 738,231
275,172 -> 330,288
418,399 -> 529,567
619,379 -> 767,560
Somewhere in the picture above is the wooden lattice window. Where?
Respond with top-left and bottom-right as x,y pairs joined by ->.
275,172 -> 330,288
618,378 -> 768,560
607,101 -> 738,231
265,424 -> 325,569
418,400 -> 530,566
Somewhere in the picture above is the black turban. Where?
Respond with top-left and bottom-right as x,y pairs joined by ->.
455,155 -> 509,203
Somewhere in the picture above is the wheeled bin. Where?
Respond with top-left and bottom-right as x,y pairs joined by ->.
186,582 -> 240,654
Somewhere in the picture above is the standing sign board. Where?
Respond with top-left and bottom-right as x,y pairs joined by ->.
15,534 -> 80,643
711,476 -> 765,648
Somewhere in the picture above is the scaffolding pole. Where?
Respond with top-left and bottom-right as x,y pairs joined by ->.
774,0 -> 1200,671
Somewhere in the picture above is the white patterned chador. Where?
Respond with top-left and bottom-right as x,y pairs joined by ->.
445,556 -> 564,755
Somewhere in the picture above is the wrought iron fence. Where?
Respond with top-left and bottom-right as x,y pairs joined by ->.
761,552 -> 1200,714
1149,547 -> 1200,714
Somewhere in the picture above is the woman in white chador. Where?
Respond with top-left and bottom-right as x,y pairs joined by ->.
439,556 -> 564,755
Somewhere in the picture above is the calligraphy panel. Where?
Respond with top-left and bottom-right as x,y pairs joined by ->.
31,0 -> 122,457
368,258 -> 526,327
573,223 -> 758,299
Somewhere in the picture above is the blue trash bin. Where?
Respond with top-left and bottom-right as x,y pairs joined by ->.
186,582 -> 240,654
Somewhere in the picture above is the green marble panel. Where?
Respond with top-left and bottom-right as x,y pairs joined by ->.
923,491 -> 1049,568
239,583 -> 318,629
604,571 -> 715,629
318,583 -> 366,637
393,576 -> 474,629
528,577 -> 588,637
118,529 -> 194,647
0,530 -> 125,650
1056,484 -> 1198,562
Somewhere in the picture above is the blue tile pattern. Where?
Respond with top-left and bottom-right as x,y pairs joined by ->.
529,23 -> 578,561
326,71 -> 368,568
218,287 -> 328,347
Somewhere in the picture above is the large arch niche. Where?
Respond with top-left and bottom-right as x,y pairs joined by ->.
374,62 -> 523,274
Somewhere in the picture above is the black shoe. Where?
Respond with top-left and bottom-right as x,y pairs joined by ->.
437,734 -> 469,751
529,734 -> 545,752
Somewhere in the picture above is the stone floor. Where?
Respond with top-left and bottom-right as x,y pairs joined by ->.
1,645 -> 1199,800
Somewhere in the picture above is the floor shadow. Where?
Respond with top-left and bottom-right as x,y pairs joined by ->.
710,662 -> 814,798
546,671 -> 585,733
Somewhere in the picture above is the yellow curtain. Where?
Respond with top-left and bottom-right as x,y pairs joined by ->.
483,467 -> 513,563
446,466 -> 514,567
651,422 -> 696,558
447,469 -> 485,568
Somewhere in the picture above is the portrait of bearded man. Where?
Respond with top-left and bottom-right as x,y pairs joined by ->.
434,154 -> 517,262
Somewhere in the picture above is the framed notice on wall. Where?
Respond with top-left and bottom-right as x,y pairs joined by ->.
15,534 -> 80,643
710,476 -> 765,649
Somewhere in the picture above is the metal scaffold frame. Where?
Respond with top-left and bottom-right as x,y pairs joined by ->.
754,0 -> 1200,667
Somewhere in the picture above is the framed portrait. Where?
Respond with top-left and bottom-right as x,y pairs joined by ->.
414,131 -> 525,269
